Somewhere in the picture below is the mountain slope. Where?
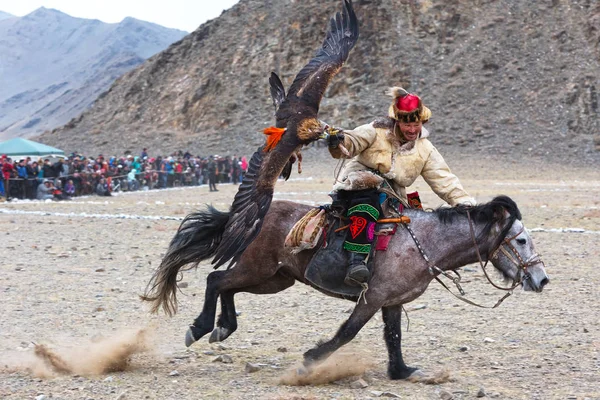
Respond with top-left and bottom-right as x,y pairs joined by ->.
0,7 -> 187,139
38,0 -> 600,163
0,11 -> 14,20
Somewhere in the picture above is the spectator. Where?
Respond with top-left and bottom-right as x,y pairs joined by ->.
231,156 -> 241,184
201,158 -> 209,185
42,159 -> 55,180
2,156 -> 14,179
96,177 -> 111,196
174,159 -> 184,185
153,156 -> 162,172
79,173 -> 94,195
57,158 -> 69,181
240,156 -> 248,182
64,179 -> 76,197
218,156 -> 230,183
2,156 -> 14,200
37,179 -> 54,200
166,157 -> 175,187
127,169 -> 140,191
51,181 -> 70,200
36,161 -> 44,183
52,158 -> 66,181
207,156 -> 218,192
16,159 -> 28,199
132,156 -> 141,172
0,155 -> 5,198
183,166 -> 194,186
26,161 -> 38,199
159,159 -> 168,188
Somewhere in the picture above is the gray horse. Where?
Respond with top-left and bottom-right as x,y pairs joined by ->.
142,195 -> 549,379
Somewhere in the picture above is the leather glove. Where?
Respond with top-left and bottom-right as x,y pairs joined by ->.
322,125 -> 345,149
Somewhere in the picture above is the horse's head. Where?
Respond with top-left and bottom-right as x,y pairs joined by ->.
489,217 -> 549,293
437,195 -> 549,293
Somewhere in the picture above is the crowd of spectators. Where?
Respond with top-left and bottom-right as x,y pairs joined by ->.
0,148 -> 249,201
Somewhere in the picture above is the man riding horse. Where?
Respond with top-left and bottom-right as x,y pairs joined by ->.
142,1 -> 550,380
322,88 -> 476,285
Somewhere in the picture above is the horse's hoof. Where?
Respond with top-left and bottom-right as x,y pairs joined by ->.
408,369 -> 426,379
208,327 -> 230,343
185,327 -> 198,347
389,366 -> 423,380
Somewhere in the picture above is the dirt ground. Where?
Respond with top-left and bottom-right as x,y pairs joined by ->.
1,155 -> 598,400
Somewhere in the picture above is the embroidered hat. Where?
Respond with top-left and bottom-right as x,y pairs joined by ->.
387,87 -> 431,123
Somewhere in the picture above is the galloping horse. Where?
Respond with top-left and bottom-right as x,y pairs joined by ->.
142,195 -> 549,379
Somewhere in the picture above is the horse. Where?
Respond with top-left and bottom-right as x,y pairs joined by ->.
142,195 -> 549,379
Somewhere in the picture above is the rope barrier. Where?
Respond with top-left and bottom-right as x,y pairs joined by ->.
5,169 -> 199,182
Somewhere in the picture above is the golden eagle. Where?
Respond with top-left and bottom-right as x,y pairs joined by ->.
211,0 -> 359,269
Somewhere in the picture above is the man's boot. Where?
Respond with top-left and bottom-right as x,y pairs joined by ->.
345,252 -> 370,286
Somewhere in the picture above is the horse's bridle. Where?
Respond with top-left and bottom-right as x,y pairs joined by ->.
403,209 -> 545,309
466,210 -> 546,292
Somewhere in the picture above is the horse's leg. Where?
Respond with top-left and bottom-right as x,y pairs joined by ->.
209,291 -> 237,343
303,300 -> 381,367
185,270 -> 227,346
382,305 -> 420,379
186,265 -> 291,346
210,272 -> 295,343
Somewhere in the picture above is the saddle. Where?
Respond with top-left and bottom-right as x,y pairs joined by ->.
304,212 -> 360,297
296,193 -> 409,297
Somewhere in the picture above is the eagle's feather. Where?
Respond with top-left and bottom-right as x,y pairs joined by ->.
211,0 -> 359,269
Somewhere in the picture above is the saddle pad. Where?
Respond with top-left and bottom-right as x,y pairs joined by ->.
304,219 -> 365,298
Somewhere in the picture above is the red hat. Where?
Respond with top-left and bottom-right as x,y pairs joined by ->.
388,87 -> 431,123
396,94 -> 421,113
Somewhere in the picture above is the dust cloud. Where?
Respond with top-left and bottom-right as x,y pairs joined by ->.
407,369 -> 453,384
1,328 -> 152,378
279,351 -> 375,386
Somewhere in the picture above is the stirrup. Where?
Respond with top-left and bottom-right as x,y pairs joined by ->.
345,263 -> 370,286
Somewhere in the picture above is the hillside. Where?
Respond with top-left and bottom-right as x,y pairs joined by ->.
38,0 -> 600,164
0,7 -> 187,139
0,11 -> 13,20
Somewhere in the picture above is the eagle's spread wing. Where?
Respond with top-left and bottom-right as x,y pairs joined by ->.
286,0 -> 358,112
211,147 -> 272,269
211,0 -> 359,269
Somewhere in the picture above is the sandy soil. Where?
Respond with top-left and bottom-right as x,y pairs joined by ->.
1,155 -> 598,400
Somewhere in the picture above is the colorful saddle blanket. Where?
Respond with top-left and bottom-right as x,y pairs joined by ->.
297,209 -> 400,297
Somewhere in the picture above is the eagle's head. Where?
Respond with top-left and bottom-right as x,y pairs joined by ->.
297,118 -> 324,142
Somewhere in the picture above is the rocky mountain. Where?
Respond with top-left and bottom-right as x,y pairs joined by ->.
0,11 -> 14,20
0,7 -> 187,139
38,0 -> 599,164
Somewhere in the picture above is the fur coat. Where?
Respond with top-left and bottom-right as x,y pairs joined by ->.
329,117 -> 476,207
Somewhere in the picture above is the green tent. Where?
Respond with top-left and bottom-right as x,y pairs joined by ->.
0,138 -> 64,159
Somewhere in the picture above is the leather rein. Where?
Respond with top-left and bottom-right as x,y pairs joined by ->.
403,209 -> 545,309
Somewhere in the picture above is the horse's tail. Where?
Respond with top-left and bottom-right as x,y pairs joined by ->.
141,206 -> 230,316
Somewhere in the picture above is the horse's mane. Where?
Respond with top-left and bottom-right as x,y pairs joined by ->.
434,195 -> 522,244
